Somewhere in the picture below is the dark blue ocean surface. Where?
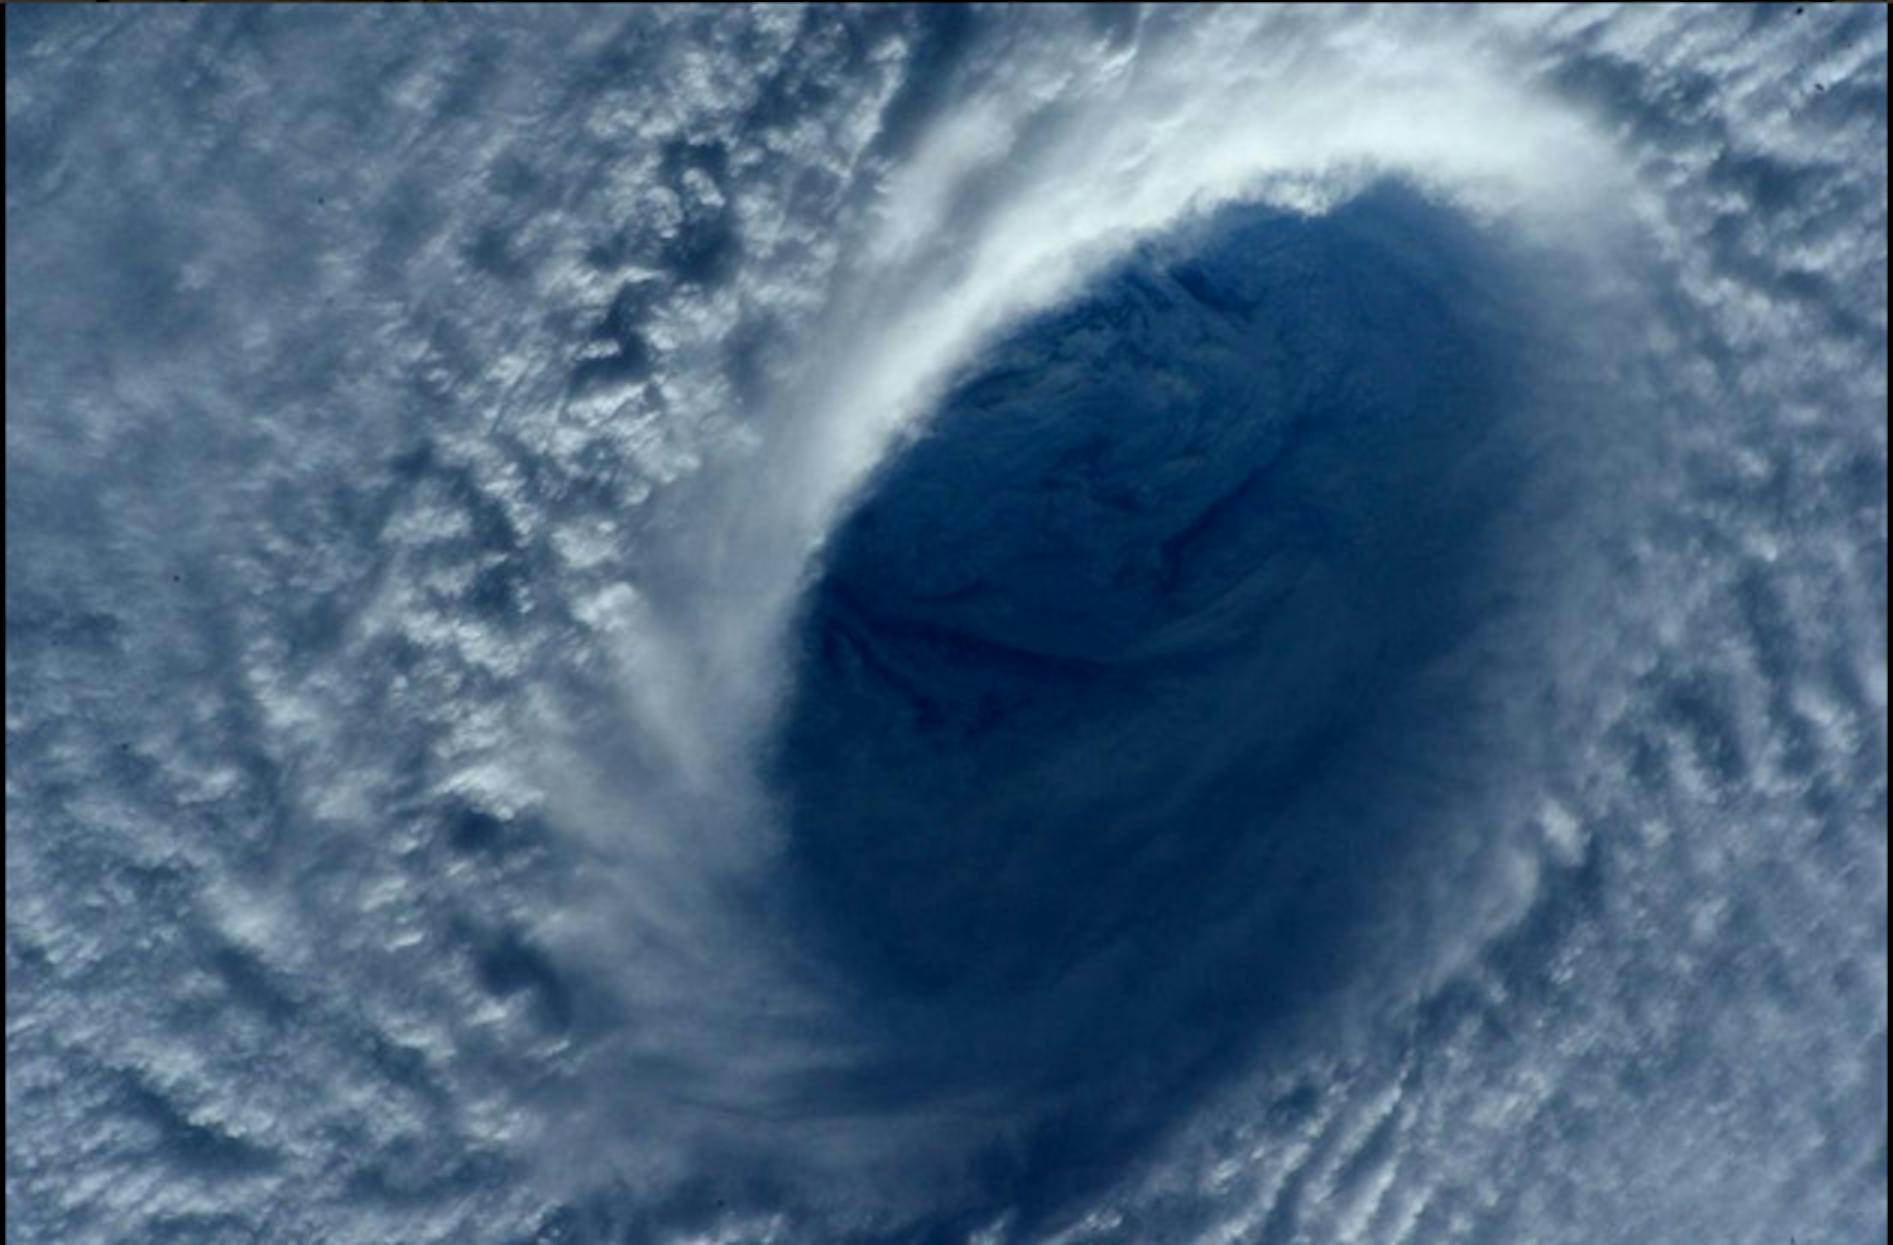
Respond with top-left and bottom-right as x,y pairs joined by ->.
7,6 -> 1885,1245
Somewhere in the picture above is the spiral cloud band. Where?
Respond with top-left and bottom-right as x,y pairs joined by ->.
7,6 -> 1886,1244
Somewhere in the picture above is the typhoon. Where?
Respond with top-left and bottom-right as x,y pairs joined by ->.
6,6 -> 1886,1245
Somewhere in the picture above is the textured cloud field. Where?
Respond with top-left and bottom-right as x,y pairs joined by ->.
7,6 -> 1886,1244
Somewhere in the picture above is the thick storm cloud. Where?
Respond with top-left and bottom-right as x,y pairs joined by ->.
7,6 -> 1885,1245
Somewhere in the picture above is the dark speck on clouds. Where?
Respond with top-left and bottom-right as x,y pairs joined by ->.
6,6 -> 1885,1245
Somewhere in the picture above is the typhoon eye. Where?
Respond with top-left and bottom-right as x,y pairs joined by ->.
767,181 -> 1552,1154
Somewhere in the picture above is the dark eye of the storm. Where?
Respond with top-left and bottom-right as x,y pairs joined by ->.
767,183 -> 1546,1186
